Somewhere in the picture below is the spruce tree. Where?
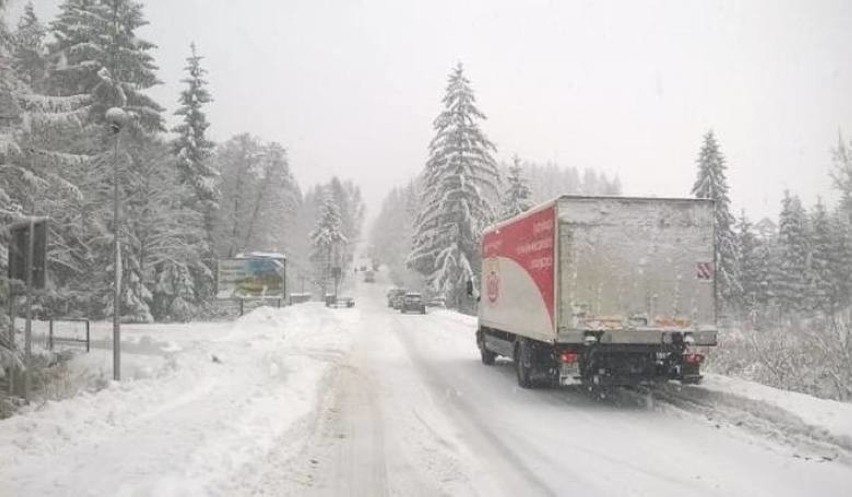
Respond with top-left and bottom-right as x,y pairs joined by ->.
736,211 -> 760,320
371,180 -> 422,287
173,43 -> 216,208
829,209 -> 852,310
775,191 -> 810,314
752,218 -> 778,316
328,177 -> 365,257
832,134 -> 852,222
1,0 -> 92,320
310,188 -> 346,294
692,130 -> 741,313
809,199 -> 833,312
12,2 -> 47,93
408,63 -> 500,304
501,155 -> 532,219
169,43 -> 216,308
49,0 -> 163,131
113,137 -> 207,322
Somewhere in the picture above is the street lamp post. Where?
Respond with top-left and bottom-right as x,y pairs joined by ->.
106,107 -> 128,381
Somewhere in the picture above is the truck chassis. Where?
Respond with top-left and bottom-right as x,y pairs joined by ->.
477,327 -> 704,388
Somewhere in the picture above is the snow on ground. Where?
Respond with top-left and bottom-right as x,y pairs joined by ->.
0,303 -> 357,497
698,374 -> 852,445
654,373 -> 852,458
3,272 -> 852,496
429,307 -> 852,453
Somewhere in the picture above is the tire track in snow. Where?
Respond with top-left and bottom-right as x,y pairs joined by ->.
645,384 -> 852,465
391,325 -> 557,497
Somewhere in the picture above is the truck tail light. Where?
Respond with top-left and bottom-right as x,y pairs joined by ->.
560,352 -> 579,364
683,353 -> 704,365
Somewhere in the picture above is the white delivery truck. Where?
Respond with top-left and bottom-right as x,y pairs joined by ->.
474,195 -> 717,388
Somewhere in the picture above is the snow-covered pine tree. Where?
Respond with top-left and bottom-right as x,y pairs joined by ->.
212,135 -> 301,260
521,161 -> 619,203
829,208 -> 852,310
581,168 -> 601,195
692,130 -> 742,313
408,63 -> 500,305
501,155 -> 532,219
371,180 -> 424,287
328,177 -> 365,265
48,0 -> 163,131
12,2 -> 47,93
1,0 -> 91,319
172,45 -> 218,302
833,134 -> 852,222
243,142 -> 300,254
752,217 -> 778,315
809,199 -> 834,312
310,188 -> 346,295
774,191 -> 810,314
831,139 -> 852,310
173,43 -> 216,212
601,175 -> 622,195
736,211 -> 761,322
120,137 -> 207,322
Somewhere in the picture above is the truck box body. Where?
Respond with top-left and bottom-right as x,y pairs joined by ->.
478,196 -> 717,386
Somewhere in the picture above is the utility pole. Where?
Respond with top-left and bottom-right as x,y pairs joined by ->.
106,107 -> 128,381
23,219 -> 34,402
6,288 -> 13,396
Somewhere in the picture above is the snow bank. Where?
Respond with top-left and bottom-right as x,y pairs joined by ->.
699,374 -> 852,449
0,303 -> 357,497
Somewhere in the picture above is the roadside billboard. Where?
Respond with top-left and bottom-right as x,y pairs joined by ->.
216,254 -> 286,299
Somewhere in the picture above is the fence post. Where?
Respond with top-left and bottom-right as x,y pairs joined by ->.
86,320 -> 90,353
239,299 -> 244,316
49,319 -> 53,351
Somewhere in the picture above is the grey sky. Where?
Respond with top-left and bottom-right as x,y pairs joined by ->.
16,0 -> 852,221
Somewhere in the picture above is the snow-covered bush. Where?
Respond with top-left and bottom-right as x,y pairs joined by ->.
709,311 -> 852,402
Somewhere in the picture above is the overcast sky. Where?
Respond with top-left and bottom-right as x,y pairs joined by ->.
15,0 -> 852,221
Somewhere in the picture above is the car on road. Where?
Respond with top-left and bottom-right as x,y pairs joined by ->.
325,294 -> 355,308
387,288 -> 406,308
425,295 -> 446,308
400,292 -> 426,314
364,270 -> 375,283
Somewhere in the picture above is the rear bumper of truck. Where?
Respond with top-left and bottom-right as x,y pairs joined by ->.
478,326 -> 712,388
557,329 -> 717,347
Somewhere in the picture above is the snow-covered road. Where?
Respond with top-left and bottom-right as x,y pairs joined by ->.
255,280 -> 852,497
3,275 -> 852,496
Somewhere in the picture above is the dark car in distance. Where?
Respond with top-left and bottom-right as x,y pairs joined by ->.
401,292 -> 426,314
387,288 -> 406,308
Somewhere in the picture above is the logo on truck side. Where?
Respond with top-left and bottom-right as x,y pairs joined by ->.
481,205 -> 556,324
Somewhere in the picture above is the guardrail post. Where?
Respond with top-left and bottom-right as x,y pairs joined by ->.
86,320 -> 90,353
49,319 -> 54,351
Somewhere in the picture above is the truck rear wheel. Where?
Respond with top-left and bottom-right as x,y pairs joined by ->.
515,340 -> 534,388
477,330 -> 496,365
480,346 -> 496,365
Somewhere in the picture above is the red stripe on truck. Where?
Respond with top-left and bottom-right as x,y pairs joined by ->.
482,205 -> 556,326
